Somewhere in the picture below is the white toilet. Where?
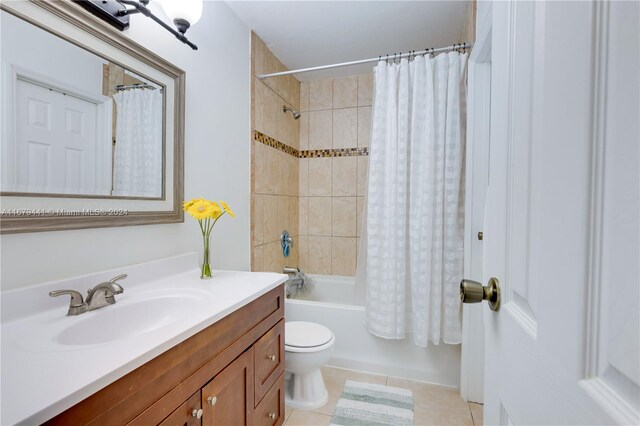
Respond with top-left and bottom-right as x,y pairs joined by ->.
284,321 -> 335,410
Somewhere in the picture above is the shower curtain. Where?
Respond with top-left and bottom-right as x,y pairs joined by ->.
112,88 -> 163,197
358,52 -> 468,347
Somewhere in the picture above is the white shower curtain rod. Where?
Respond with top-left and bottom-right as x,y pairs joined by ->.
256,43 -> 471,79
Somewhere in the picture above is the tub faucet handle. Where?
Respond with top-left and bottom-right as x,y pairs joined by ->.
281,231 -> 294,248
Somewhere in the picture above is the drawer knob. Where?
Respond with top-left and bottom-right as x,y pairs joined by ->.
268,412 -> 277,420
268,354 -> 277,362
192,408 -> 203,419
207,396 -> 217,406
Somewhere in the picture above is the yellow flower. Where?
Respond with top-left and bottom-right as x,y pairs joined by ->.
187,199 -> 219,220
185,197 -> 211,211
183,198 -> 200,212
220,201 -> 235,218
210,201 -> 223,219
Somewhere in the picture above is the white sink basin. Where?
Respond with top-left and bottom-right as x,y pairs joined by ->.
12,288 -> 213,353
56,294 -> 207,346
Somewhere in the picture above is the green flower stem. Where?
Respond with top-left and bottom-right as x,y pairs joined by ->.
195,211 -> 229,280
201,232 -> 212,279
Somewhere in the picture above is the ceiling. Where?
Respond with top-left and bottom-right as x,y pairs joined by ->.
225,1 -> 470,80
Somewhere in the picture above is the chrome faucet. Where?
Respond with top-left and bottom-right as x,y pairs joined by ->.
86,274 -> 126,310
49,274 -> 126,316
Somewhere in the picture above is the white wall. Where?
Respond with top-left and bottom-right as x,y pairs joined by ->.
476,0 -> 492,41
0,2 -> 251,290
1,11 -> 105,95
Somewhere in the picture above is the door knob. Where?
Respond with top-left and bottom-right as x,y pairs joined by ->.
192,408 -> 203,419
460,277 -> 501,311
268,354 -> 277,362
207,396 -> 217,406
268,412 -> 277,420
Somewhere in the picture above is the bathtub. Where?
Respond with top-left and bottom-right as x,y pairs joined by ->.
285,274 -> 461,388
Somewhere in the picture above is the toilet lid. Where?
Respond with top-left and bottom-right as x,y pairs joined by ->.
285,321 -> 333,348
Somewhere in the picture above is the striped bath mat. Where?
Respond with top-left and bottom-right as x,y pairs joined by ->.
330,380 -> 414,426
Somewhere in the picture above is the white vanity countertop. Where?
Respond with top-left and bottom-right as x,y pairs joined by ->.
0,253 -> 287,425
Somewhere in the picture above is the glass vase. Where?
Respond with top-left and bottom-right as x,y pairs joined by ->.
201,234 -> 212,279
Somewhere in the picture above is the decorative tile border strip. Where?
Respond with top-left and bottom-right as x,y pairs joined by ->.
254,131 -> 300,157
254,131 -> 369,158
299,147 -> 368,158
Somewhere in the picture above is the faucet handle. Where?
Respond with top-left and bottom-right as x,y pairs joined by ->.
109,274 -> 127,284
106,274 -> 126,296
49,289 -> 84,305
49,290 -> 87,316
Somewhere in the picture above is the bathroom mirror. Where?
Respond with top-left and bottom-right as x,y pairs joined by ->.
0,1 -> 184,233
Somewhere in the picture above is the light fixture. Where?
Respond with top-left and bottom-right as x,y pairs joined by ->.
157,0 -> 203,35
77,0 -> 202,50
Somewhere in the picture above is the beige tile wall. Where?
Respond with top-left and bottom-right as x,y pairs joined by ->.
458,0 -> 477,45
251,33 -> 374,277
251,33 -> 300,273
298,74 -> 373,276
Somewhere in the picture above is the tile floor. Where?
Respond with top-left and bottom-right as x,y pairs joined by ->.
283,366 -> 484,426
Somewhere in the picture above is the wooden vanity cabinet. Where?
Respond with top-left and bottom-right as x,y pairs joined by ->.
45,285 -> 285,426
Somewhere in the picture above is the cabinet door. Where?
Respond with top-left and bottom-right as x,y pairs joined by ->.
159,391 -> 202,426
201,348 -> 254,426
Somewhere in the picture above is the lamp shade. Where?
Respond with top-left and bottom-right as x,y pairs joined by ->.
158,0 -> 203,27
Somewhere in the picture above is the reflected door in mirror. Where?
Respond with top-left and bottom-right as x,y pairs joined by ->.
13,78 -> 109,195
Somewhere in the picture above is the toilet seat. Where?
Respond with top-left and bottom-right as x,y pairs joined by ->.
285,321 -> 334,353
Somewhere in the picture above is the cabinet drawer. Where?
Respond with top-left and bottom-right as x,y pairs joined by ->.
159,391 -> 201,426
254,320 -> 285,405
253,372 -> 285,426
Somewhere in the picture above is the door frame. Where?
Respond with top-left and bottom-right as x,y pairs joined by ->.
460,2 -> 492,404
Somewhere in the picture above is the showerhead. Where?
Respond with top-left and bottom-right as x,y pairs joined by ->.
283,105 -> 301,120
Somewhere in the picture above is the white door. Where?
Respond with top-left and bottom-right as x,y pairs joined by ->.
478,1 -> 639,425
13,78 -> 99,194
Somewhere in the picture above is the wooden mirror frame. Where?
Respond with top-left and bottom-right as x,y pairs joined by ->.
0,0 -> 184,234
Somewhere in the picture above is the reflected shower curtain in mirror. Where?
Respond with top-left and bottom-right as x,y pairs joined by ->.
358,52 -> 467,347
112,88 -> 162,197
